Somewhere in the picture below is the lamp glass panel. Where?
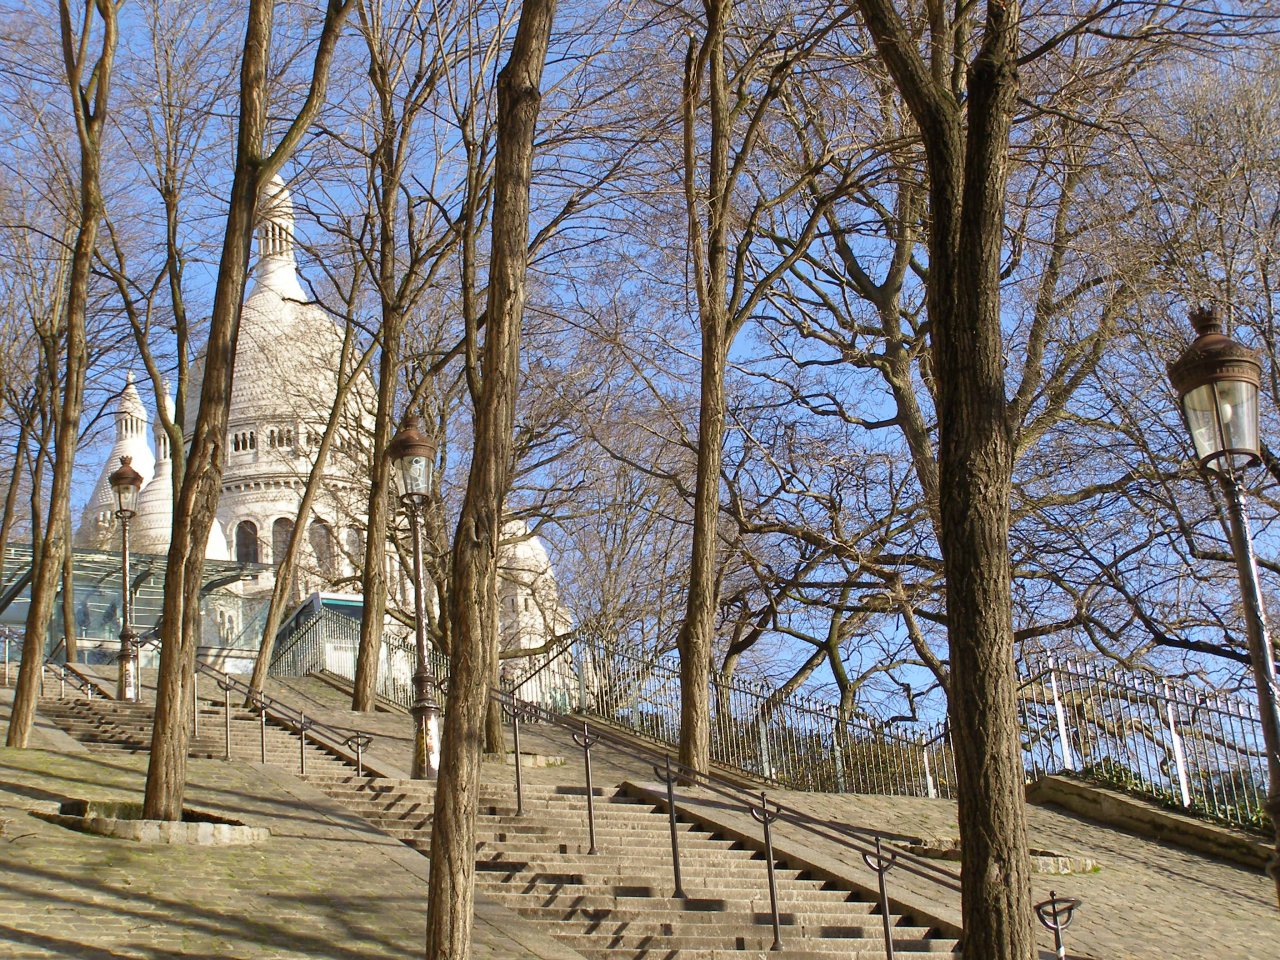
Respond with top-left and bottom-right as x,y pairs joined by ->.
1215,378 -> 1259,458
1181,383 -> 1226,464
115,482 -> 139,515
396,454 -> 431,497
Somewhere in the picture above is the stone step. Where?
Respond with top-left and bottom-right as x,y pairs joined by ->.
469,862 -> 848,902
545,928 -> 949,956
484,891 -> 883,925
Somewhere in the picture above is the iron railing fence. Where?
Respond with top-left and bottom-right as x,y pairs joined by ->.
266,614 -> 1268,827
268,610 -> 446,711
577,637 -> 957,798
1019,657 -> 1267,830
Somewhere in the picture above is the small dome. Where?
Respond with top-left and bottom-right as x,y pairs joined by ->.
497,518 -> 572,647
75,374 -> 157,549
131,460 -> 174,556
118,372 -> 147,421
498,518 -> 555,581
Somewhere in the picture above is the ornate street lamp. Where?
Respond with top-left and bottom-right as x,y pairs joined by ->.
108,456 -> 143,702
1168,305 -> 1280,904
387,420 -> 441,779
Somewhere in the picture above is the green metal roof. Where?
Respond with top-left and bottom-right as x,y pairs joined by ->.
0,542 -> 270,651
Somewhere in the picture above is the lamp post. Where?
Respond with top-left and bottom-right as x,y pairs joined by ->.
1168,305 -> 1280,905
387,420 -> 441,779
108,456 -> 143,702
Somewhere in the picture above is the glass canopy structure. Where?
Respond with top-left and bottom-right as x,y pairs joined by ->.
0,542 -> 271,667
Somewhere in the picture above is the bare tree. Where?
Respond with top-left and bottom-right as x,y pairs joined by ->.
424,0 -> 556,955
8,0 -> 120,748
144,0 -> 353,821
349,0 -> 460,711
247,314 -> 376,692
674,0 -> 857,773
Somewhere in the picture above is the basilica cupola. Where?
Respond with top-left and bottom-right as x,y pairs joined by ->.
247,173 -> 306,304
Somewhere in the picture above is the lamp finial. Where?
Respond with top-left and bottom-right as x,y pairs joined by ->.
1189,305 -> 1222,338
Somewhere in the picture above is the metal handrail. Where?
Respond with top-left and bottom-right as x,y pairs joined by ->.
264,599 -> 1266,828
192,656 -> 375,757
491,686 -> 963,939
43,658 -> 100,700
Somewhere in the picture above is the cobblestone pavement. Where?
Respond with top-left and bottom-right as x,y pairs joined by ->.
0,747 -> 581,960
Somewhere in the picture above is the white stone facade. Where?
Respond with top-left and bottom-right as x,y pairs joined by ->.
76,176 -> 572,665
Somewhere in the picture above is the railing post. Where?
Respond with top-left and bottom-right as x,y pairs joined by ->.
757,721 -> 774,781
862,836 -> 899,960
60,672 -> 66,699
299,713 -> 309,776
922,742 -> 938,800
1162,681 -> 1192,808
575,645 -> 588,713
748,792 -> 783,951
224,684 -> 232,760
3,632 -> 9,685
192,671 -> 200,738
512,704 -> 525,817
832,711 -> 847,793
652,755 -> 686,899
572,721 -> 600,855
349,734 -> 369,777
1048,658 -> 1077,772
259,703 -> 267,764
1035,891 -> 1081,960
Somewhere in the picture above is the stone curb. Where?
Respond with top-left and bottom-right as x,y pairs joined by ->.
1027,775 -> 1270,871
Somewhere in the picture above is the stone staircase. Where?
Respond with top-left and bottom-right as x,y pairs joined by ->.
306,772 -> 960,959
36,692 -> 356,777
21,669 -> 960,958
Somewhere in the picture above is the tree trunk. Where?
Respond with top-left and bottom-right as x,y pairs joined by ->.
7,0 -> 117,748
61,510 -> 77,662
676,335 -> 726,772
675,0 -> 731,775
0,416 -> 31,585
424,3 -> 555,956
144,0 -> 352,820
353,328 -> 400,710
851,1 -> 1034,956
484,656 -> 505,755
249,329 -> 370,695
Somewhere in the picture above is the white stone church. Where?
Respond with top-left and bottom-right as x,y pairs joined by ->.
74,176 -> 572,683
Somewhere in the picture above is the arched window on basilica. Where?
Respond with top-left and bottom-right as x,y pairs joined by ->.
272,517 -> 295,566
235,520 -> 259,564
310,520 -> 336,579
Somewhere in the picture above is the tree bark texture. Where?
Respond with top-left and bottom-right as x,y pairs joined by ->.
424,2 -> 555,956
62,510 -> 77,662
353,329 -> 401,710
144,0 -> 352,820
851,1 -> 1034,957
0,416 -> 31,585
675,0 -> 732,776
7,0 -> 117,748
